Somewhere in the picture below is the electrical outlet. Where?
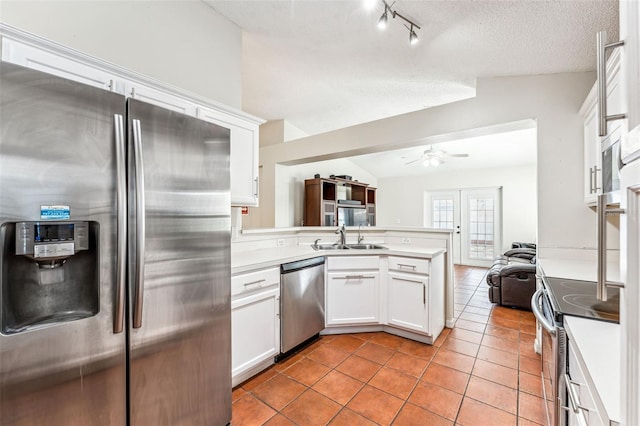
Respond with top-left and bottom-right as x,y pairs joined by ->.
276,239 -> 285,247
401,237 -> 411,244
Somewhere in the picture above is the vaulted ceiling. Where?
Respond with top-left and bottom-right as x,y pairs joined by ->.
206,0 -> 618,137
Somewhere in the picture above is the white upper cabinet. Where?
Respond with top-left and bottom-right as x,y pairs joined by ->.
126,82 -> 197,116
580,49 -> 622,205
197,107 -> 260,207
0,26 -> 263,207
581,89 -> 601,205
1,35 -> 120,93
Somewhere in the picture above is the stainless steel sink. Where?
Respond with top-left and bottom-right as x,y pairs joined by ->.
347,244 -> 387,250
312,244 -> 349,250
312,243 -> 387,250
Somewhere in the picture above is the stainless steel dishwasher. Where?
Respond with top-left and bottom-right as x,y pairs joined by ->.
280,256 -> 325,355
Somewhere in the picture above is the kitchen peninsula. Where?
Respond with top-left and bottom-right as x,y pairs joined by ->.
230,226 -> 452,385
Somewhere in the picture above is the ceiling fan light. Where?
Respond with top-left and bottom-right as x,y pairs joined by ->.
422,157 -> 443,167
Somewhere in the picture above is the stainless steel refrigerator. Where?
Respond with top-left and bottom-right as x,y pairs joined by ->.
0,62 -> 231,425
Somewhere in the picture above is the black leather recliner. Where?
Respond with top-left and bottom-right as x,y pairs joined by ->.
487,243 -> 537,310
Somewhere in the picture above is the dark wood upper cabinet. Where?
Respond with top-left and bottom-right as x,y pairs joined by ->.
304,177 -> 376,227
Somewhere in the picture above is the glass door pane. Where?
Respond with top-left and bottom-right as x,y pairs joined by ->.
461,188 -> 502,267
424,191 -> 461,264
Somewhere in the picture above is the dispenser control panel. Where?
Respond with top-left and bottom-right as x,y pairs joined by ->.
15,221 -> 89,258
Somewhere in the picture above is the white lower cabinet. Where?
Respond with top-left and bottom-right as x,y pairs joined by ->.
566,337 -> 605,426
326,271 -> 380,325
386,255 -> 445,339
326,256 -> 380,326
387,272 -> 429,334
231,268 -> 280,387
323,254 -> 445,343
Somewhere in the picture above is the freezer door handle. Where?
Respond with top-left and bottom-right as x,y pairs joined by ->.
132,118 -> 146,329
114,114 -> 127,334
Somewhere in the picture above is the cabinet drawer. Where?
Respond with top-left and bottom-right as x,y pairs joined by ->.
567,340 -> 603,426
231,267 -> 280,297
388,256 -> 430,275
327,256 -> 379,270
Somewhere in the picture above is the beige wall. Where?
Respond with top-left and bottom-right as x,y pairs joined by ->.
242,157 -> 378,229
256,73 -> 596,257
0,0 -> 242,108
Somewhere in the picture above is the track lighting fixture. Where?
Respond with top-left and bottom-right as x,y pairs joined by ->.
376,0 -> 421,46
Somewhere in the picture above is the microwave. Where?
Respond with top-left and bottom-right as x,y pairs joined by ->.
601,126 -> 623,203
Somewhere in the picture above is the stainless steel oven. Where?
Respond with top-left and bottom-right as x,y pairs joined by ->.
532,276 -> 620,426
532,286 -> 566,426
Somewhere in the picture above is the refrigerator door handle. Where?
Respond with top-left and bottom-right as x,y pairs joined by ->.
132,118 -> 146,329
114,114 -> 127,334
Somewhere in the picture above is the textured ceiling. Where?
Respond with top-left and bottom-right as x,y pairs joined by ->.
206,0 -> 618,136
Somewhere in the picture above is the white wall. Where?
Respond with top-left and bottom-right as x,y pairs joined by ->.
256,73 -> 596,258
0,0 -> 242,108
377,165 -> 537,253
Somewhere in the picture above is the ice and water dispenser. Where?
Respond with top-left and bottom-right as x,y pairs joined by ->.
0,221 -> 99,334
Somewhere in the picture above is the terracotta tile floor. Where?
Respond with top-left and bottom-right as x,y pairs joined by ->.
232,265 -> 545,425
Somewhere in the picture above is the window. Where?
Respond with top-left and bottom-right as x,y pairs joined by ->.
432,198 -> 454,229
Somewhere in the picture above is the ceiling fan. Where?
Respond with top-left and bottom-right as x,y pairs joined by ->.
404,145 -> 469,167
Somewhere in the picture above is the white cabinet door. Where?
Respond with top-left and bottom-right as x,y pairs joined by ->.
197,107 -> 259,207
387,272 -> 429,334
126,82 -> 197,116
582,50 -> 624,205
582,93 -> 601,205
231,287 -> 279,383
1,36 -> 119,92
326,271 -> 379,325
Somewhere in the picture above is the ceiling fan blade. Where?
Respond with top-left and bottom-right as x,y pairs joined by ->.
446,153 -> 469,157
404,158 -> 421,165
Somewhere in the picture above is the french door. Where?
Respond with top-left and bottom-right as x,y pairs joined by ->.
424,188 -> 502,267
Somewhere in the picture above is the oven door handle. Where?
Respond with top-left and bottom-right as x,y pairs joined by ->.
531,288 -> 556,336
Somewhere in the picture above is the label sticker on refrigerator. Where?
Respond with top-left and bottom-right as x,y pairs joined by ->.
40,205 -> 71,220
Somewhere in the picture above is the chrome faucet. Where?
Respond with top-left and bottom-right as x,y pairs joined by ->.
357,225 -> 364,244
335,224 -> 346,246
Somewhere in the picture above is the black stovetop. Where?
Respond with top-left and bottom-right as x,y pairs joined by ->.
543,276 -> 620,324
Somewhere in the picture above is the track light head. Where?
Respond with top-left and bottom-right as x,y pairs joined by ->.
409,25 -> 419,45
377,8 -> 388,30
375,1 -> 420,46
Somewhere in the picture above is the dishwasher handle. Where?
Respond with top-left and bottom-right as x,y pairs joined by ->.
281,256 -> 325,274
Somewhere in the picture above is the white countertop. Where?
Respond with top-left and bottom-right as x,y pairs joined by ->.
232,244 -> 446,275
564,316 -> 620,424
537,256 -> 620,283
